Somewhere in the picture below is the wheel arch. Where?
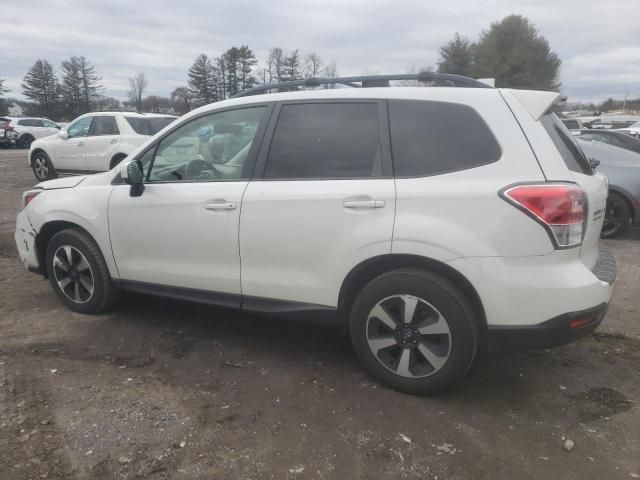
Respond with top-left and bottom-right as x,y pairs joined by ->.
109,153 -> 128,170
30,147 -> 48,167
338,254 -> 487,333
35,221 -> 104,278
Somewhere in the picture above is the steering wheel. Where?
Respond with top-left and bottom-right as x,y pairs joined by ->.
184,159 -> 221,180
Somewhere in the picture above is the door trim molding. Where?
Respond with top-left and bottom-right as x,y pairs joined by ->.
117,279 -> 340,324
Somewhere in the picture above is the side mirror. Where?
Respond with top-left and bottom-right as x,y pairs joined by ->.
58,131 -> 69,140
123,160 -> 145,197
589,158 -> 600,170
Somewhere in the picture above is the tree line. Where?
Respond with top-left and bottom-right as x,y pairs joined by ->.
1,15 -> 634,120
2,45 -> 338,119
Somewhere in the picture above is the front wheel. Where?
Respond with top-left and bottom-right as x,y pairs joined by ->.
32,151 -> 57,181
601,192 -> 631,238
349,269 -> 479,394
46,228 -> 120,314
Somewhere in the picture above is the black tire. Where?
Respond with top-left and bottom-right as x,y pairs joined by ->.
31,151 -> 57,181
349,268 -> 479,394
601,192 -> 631,239
109,154 -> 127,170
18,134 -> 35,149
46,228 -> 120,314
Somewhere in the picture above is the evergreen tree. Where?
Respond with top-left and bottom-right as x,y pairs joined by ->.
283,49 -> 301,81
237,45 -> 257,92
188,54 -> 217,106
21,59 -> 59,118
222,45 -> 257,97
437,33 -> 474,76
78,57 -> 102,112
60,57 -> 83,117
472,15 -> 561,90
0,79 -> 9,116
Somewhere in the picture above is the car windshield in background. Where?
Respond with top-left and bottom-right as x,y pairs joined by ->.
125,117 -> 175,135
541,113 -> 593,175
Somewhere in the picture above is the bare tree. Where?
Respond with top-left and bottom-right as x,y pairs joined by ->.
127,72 -> 148,111
267,47 -> 285,83
303,53 -> 323,78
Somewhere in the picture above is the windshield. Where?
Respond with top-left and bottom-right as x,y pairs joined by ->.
125,116 -> 176,135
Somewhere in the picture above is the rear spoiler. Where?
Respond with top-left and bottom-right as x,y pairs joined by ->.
507,89 -> 565,121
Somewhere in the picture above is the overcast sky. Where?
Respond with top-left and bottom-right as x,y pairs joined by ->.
1,0 -> 638,104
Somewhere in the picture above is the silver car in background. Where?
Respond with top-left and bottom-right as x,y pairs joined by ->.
577,137 -> 640,238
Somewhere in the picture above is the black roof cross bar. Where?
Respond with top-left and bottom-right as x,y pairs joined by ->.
231,73 -> 491,98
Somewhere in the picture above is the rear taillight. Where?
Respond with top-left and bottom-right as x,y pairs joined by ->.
501,183 -> 585,249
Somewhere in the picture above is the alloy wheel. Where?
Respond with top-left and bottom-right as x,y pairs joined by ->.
602,197 -> 627,237
366,294 -> 451,378
34,156 -> 49,179
52,245 -> 95,303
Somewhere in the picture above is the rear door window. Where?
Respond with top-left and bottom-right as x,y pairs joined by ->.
126,117 -> 176,135
389,100 -> 501,177
541,113 -> 593,175
90,116 -> 119,136
264,102 -> 382,179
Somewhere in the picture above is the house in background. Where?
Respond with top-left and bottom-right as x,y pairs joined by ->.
8,103 -> 24,116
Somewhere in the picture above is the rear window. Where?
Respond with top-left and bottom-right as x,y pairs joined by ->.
389,100 -> 501,177
541,113 -> 593,175
126,116 -> 175,135
18,119 -> 44,127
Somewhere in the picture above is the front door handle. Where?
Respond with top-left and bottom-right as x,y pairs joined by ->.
343,199 -> 385,209
77,142 -> 84,147
205,201 -> 237,211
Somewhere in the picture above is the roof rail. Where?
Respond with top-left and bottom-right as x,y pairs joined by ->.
231,73 -> 491,98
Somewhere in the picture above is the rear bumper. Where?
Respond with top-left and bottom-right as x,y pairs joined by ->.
487,302 -> 608,351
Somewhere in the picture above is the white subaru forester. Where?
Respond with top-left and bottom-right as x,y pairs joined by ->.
14,74 -> 615,394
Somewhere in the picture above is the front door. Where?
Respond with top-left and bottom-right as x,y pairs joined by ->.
108,105 -> 271,303
55,116 -> 91,170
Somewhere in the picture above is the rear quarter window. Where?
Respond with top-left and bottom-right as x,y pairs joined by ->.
389,100 -> 501,177
541,114 -> 593,175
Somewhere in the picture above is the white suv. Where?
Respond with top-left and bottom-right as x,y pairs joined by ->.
14,74 -> 615,393
28,112 -> 177,181
0,116 -> 62,148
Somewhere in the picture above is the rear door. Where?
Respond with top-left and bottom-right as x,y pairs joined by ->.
539,113 -> 608,268
240,101 -> 395,308
84,115 -> 120,171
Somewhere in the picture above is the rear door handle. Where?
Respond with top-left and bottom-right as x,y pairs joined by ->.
205,201 -> 237,210
77,142 -> 84,147
343,200 -> 385,209
110,138 -> 118,144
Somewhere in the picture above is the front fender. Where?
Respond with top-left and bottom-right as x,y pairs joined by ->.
26,185 -> 119,278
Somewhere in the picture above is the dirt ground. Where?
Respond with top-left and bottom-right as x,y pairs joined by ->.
1,148 -> 639,480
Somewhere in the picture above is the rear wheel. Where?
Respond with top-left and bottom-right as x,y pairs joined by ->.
349,268 -> 479,394
46,229 -> 120,314
31,151 -> 57,181
601,192 -> 631,238
18,134 -> 35,149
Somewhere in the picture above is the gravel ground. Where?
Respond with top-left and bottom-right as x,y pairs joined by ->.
1,148 -> 639,479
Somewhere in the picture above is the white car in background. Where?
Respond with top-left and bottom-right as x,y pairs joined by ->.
28,112 -> 177,181
0,116 -> 62,149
